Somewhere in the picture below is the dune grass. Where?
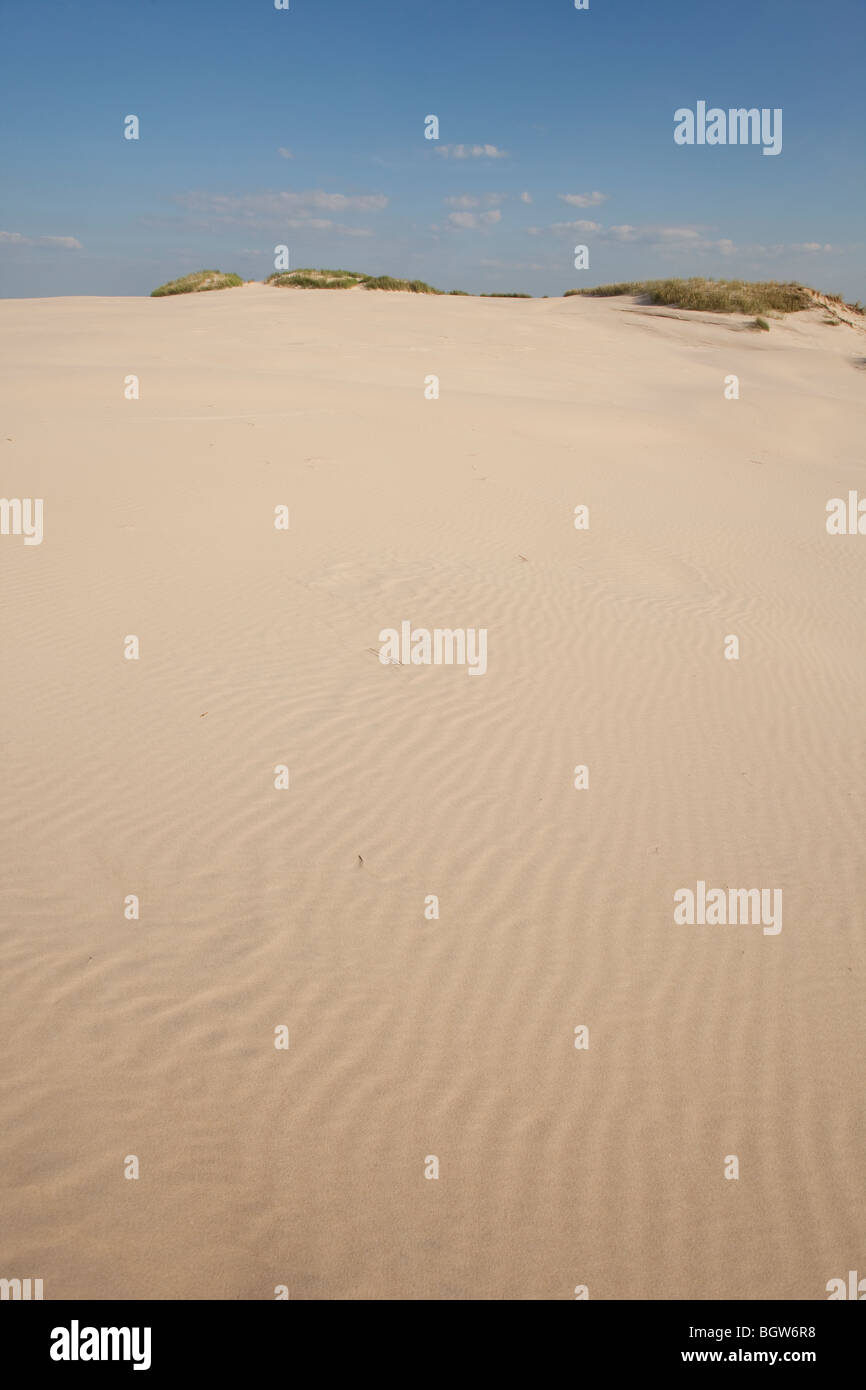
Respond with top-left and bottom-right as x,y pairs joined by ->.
564,278 -> 821,314
151,270 -> 243,297
361,275 -> 443,293
152,269 -> 864,316
265,268 -> 369,289
265,268 -> 444,293
822,291 -> 866,313
564,280 -> 644,300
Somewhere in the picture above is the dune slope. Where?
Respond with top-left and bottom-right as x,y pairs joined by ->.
0,285 -> 864,1299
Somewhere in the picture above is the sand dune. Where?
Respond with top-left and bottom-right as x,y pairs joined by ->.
1,285 -> 864,1299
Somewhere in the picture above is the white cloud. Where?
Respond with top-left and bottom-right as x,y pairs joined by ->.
448,208 -> 502,229
559,191 -> 608,208
730,242 -> 834,259
528,220 -> 602,235
173,190 -> 388,228
435,143 -> 508,159
444,192 -> 505,208
519,191 -> 532,204
277,147 -> 294,159
652,226 -> 704,241
529,218 -> 838,262
0,230 -> 82,249
610,225 -> 739,254
528,219 -> 740,254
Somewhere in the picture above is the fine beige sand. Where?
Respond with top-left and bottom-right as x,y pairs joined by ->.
1,284 -> 864,1300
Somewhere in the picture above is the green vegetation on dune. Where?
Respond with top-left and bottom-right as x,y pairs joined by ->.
361,275 -> 443,293
563,278 -> 864,316
151,270 -> 242,297
149,270 -> 864,315
265,268 -> 369,289
265,272 -> 533,296
265,268 -> 443,293
564,281 -> 643,300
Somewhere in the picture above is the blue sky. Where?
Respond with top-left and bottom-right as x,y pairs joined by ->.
1,0 -> 864,298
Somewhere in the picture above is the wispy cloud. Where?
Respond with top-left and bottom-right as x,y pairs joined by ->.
559,191 -> 608,208
606,225 -> 738,254
519,191 -> 533,204
529,220 -> 603,235
0,230 -> 83,249
435,143 -> 508,159
277,147 -> 294,160
448,209 -> 502,229
172,189 -> 388,230
443,193 -> 505,209
528,220 -> 740,254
